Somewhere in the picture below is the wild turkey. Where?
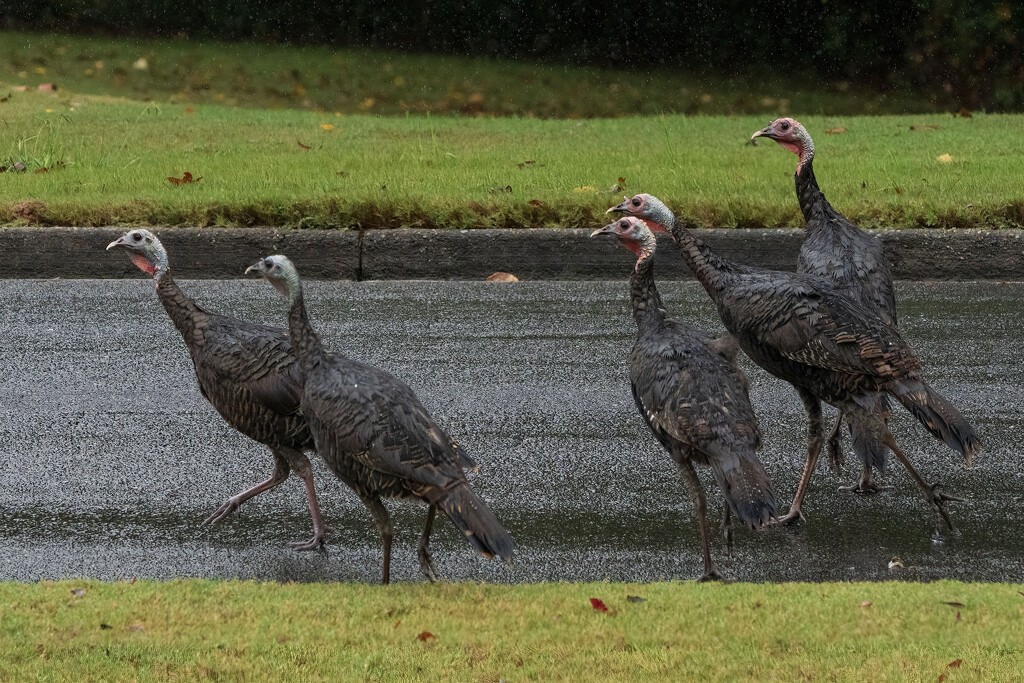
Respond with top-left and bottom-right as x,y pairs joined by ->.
752,118 -> 896,494
247,254 -> 513,584
106,229 -> 325,550
607,194 -> 980,528
593,217 -> 775,581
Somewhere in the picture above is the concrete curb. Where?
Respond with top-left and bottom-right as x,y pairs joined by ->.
3,226 -> 1022,280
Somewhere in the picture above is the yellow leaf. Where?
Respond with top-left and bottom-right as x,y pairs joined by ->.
35,66 -> 46,75
937,153 -> 953,163
320,124 -> 335,131
359,97 -> 376,110
45,108 -> 54,113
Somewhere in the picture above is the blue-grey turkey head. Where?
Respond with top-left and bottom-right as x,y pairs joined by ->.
606,193 -> 675,236
106,229 -> 169,280
246,254 -> 300,300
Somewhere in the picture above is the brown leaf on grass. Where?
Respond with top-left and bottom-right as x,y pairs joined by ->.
336,171 -> 348,177
416,631 -> 435,641
37,83 -> 57,91
947,659 -> 963,668
12,85 -> 27,92
860,601 -> 872,608
394,621 -> 401,628
956,611 -> 962,622
13,200 -> 44,220
893,187 -> 902,195
1018,591 -> 1024,598
297,140 -> 312,149
959,108 -> 972,118
167,171 -> 201,186
485,272 -> 519,282
910,125 -> 940,131
942,601 -> 965,607
590,598 -> 609,612
528,199 -> 546,207
34,167 -> 47,174
626,595 -> 646,603
938,675 -> 946,682
516,160 -> 536,168
618,176 -> 626,184
824,127 -> 846,134
0,93 -> 9,103
489,185 -> 512,194
100,623 -> 112,630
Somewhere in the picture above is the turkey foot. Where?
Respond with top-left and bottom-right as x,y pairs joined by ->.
838,468 -> 893,495
288,531 -> 326,552
768,507 -> 806,527
925,483 -> 964,531
203,494 -> 247,526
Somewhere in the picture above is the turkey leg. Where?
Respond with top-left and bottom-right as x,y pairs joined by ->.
883,434 -> 963,530
772,388 -> 824,526
360,495 -> 393,585
677,457 -> 722,582
418,505 -> 439,582
202,449 -> 291,526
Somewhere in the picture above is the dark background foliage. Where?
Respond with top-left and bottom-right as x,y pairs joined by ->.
1,0 -> 1020,109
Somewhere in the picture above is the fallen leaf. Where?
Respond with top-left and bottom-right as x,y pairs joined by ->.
37,83 -> 56,91
959,108 -> 972,118
485,272 -> 519,282
489,185 -> 512,194
618,176 -> 626,184
516,160 -> 536,168
276,635 -> 288,643
34,167 -> 47,174
590,598 -> 609,612
0,93 -> 9,103
626,595 -> 646,603
12,85 -> 27,92
956,610 -> 962,622
297,140 -> 312,149
937,153 -> 953,163
167,171 -> 201,186
860,601 -> 872,608
320,124 -> 335,131
528,199 -> 546,207
184,107 -> 194,114
1018,591 -> 1024,598
71,589 -> 85,597
947,659 -> 963,668
910,125 -> 940,131
416,631 -> 435,641
888,557 -> 904,569
824,127 -> 846,134
133,58 -> 148,71
942,601 -> 965,607
394,621 -> 401,628
100,623 -> 112,630
893,187 -> 902,195
336,171 -> 348,177
130,624 -> 146,632
938,675 -> 946,682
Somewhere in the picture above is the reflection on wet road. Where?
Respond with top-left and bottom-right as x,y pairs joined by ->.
0,279 -> 1020,583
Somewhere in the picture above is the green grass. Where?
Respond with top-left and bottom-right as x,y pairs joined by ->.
2,90 -> 1023,229
0,32 -> 936,119
0,580 -> 1021,680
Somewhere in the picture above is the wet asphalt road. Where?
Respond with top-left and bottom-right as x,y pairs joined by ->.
0,278 -> 1020,584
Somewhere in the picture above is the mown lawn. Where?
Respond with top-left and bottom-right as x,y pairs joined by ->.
2,90 -> 1023,229
0,31 -> 935,119
0,580 -> 1020,680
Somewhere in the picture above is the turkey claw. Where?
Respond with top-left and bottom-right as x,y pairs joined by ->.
768,509 -> 805,527
288,533 -> 326,552
418,545 -> 439,583
202,497 -> 243,526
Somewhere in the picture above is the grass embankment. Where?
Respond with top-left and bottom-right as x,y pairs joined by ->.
1,580 -> 1022,680
3,90 -> 1023,229
0,31 -> 934,118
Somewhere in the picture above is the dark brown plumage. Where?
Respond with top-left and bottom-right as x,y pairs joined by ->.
106,229 -> 325,550
753,117 -> 897,494
249,255 -> 512,584
593,217 -> 775,581
608,194 -> 980,529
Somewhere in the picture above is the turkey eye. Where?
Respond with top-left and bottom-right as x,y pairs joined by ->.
132,233 -> 142,241
264,258 -> 274,269
631,197 -> 640,207
780,121 -> 790,131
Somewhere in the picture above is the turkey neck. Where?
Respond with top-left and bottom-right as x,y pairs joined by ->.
286,286 -> 326,371
155,271 -> 206,345
794,156 -> 836,223
666,214 -> 743,299
630,240 -> 665,330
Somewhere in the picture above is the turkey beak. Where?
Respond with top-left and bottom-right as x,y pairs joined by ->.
105,236 -> 127,251
751,125 -> 774,141
606,198 -> 630,214
244,261 -> 262,276
590,222 -> 617,238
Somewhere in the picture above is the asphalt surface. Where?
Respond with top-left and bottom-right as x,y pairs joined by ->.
0,278 -> 1020,584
